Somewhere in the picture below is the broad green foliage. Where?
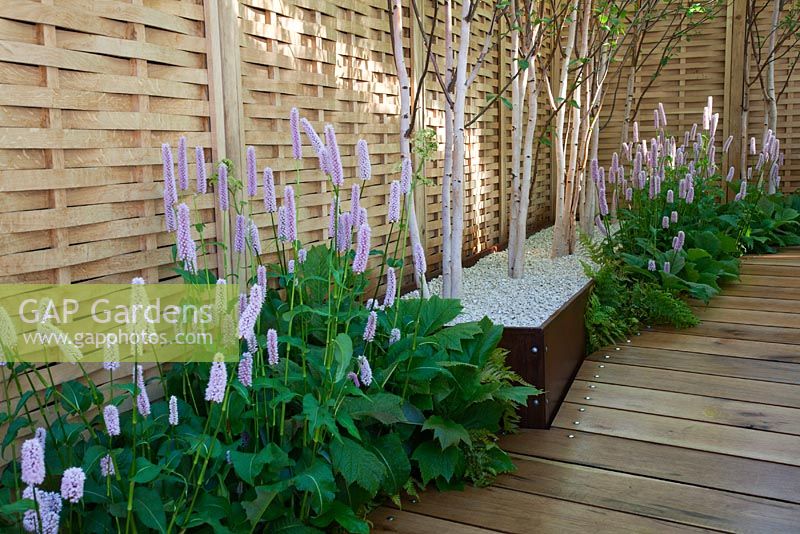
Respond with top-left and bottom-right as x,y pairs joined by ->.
584,104 -> 800,353
0,120 -> 538,533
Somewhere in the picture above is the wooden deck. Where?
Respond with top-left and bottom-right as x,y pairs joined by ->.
372,250 -> 800,533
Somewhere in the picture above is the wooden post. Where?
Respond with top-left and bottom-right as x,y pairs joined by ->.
411,0 -> 428,253
724,0 -> 747,201
204,0 -> 228,277
217,0 -> 245,282
497,16 -> 509,244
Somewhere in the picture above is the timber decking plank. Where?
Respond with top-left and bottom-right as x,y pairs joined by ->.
502,428 -> 800,504
721,284 -> 800,299
691,307 -> 800,329
587,347 -> 800,384
740,263 -> 800,277
691,294 -> 800,313
371,509 -> 500,533
495,455 -> 800,532
566,380 -> 800,435
738,274 -> 800,287
553,403 -> 800,466
628,330 -> 800,361
575,360 -> 800,408
395,486 -> 707,533
652,321 -> 800,346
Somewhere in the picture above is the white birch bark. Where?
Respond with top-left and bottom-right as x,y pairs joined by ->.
508,19 -> 526,277
550,0 -> 579,258
765,0 -> 780,132
447,0 -> 472,298
442,0 -> 454,298
390,0 -> 428,296
510,70 -> 538,277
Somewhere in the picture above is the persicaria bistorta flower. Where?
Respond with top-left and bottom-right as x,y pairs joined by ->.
357,355 -> 373,387
175,203 -> 198,274
388,180 -> 401,223
347,371 -> 360,388
666,189 -> 674,203
389,328 -> 401,345
34,427 -> 46,449
363,311 -> 377,343
413,241 -> 427,279
400,157 -> 412,193
325,124 -> 344,187
250,221 -> 261,255
135,364 -> 151,417
104,404 -> 120,436
301,118 -> 327,173
663,261 -> 671,273
177,136 -> 189,191
356,139 -> 371,180
60,467 -> 85,503
595,215 -> 608,237
20,438 -> 45,486
100,454 -> 114,477
238,352 -> 253,387
283,185 -> 297,242
246,146 -> 257,197
287,259 -> 295,274
22,486 -> 61,534
351,184 -> 362,226
162,143 -> 178,231
238,285 -> 263,340
196,146 -> 207,194
336,212 -> 353,252
671,211 -> 678,223
263,167 -> 276,213
205,354 -> 227,404
383,268 -> 396,308
234,214 -> 246,253
256,265 -> 267,293
647,259 -> 656,272
267,328 -> 279,366
352,223 -> 371,274
662,216 -> 669,229
290,107 -> 302,160
217,163 -> 229,211
168,395 -> 179,426
298,248 -> 307,264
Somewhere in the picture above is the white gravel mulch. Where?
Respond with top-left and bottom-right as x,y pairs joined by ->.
418,226 -> 592,327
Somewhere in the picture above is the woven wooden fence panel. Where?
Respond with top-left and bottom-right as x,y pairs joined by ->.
0,0 -> 222,285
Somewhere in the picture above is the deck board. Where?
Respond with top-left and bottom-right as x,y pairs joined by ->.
369,250 -> 800,532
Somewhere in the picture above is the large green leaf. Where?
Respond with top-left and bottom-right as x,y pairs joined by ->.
242,486 -> 277,528
366,433 -> 411,496
293,461 -> 336,513
332,333 -> 353,383
133,487 -> 166,533
411,441 -> 460,485
330,437 -> 386,495
422,416 -> 471,449
342,392 -> 406,424
132,457 -> 162,484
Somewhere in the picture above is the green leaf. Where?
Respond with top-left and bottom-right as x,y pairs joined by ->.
302,394 -> 339,438
343,392 -> 407,424
332,333 -> 353,383
229,446 -> 273,485
412,441 -> 460,485
132,457 -> 162,484
422,416 -> 472,449
242,486 -> 277,528
134,487 -> 166,534
366,433 -> 410,496
60,381 -> 92,414
331,437 -> 386,495
293,461 -> 336,513
425,322 -> 482,351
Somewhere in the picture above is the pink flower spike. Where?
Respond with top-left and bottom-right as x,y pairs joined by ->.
298,248 -> 308,264
357,355 -> 373,386
413,241 -> 427,278
162,143 -> 177,206
647,259 -> 656,271
176,203 -> 198,274
234,214 -> 246,254
662,216 -> 669,229
263,167 -> 276,213
104,405 -> 121,436
363,311 -> 377,342
60,467 -> 85,503
205,355 -> 227,404
663,261 -> 671,274
671,211 -> 678,223
168,395 -> 179,426
723,135 -> 733,153
218,163 -> 229,211
352,223 -> 372,274
246,146 -> 257,197
20,438 -> 45,486
100,455 -> 114,477
267,329 -> 279,366
356,139 -> 371,180
400,157 -> 412,193
300,118 -> 326,172
195,146 -> 207,194
347,371 -> 360,388
389,328 -> 401,345
383,267 -> 396,308
388,180 -> 401,223
250,221 -> 262,255
283,185 -> 297,243
237,285 -> 263,340
324,124 -> 344,187
177,136 -> 189,191
351,184 -> 361,226
135,364 -> 151,417
238,352 -> 253,388
290,107 -> 302,160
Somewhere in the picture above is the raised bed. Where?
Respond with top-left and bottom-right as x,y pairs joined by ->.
498,280 -> 593,428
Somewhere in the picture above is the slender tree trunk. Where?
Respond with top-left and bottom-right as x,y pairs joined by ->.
765,0 -> 780,132
441,0 -> 454,297
621,38 -> 639,147
448,0 -> 472,298
508,20 -> 527,277
510,71 -> 538,277
390,0 -> 428,295
551,0 -> 579,258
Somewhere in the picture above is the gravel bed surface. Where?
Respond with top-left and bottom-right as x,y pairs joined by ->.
411,226 -> 592,327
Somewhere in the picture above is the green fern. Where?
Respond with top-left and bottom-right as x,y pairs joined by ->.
631,284 -> 699,328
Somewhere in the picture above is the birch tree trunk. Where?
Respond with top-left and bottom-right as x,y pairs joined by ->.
551,0 -> 579,258
765,0 -> 780,132
390,0 -> 428,296
508,19 -> 527,277
441,0 -> 454,298
510,71 -> 538,277
447,0 -> 472,298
